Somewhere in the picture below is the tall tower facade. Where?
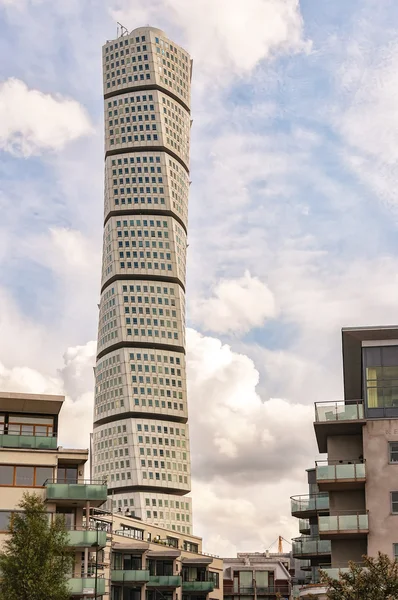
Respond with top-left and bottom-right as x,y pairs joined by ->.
92,26 -> 193,534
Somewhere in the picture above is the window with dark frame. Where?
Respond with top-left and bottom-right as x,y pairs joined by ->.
390,442 -> 398,463
391,491 -> 398,513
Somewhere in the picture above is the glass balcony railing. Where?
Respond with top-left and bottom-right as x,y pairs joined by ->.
316,461 -> 366,482
319,513 -> 368,534
320,564 -> 365,579
291,494 -> 329,515
67,529 -> 107,548
112,569 -> 150,583
45,480 -> 107,504
315,401 -> 364,422
147,575 -> 182,587
321,567 -> 350,579
67,576 -> 105,595
292,537 -> 331,557
299,518 -> 311,533
182,581 -> 215,592
0,433 -> 57,450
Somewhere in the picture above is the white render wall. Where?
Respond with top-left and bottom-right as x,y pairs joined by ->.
93,26 -> 192,534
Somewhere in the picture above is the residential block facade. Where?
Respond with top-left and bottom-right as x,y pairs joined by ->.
0,391 -> 222,600
222,552 -> 293,600
0,391 -> 108,597
92,25 -> 193,531
291,326 -> 398,598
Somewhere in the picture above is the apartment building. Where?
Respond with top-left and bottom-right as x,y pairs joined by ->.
93,24 -> 193,528
89,509 -> 222,600
291,325 -> 398,598
0,391 -> 108,597
222,552 -> 293,600
0,390 -> 222,600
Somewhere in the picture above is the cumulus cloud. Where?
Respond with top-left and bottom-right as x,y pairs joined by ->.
0,340 -> 96,450
186,328 -> 316,484
111,0 -> 310,84
0,78 -> 93,156
192,271 -> 276,334
185,329 -> 316,552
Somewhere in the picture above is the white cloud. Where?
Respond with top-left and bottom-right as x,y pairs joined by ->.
186,328 -> 316,552
0,78 -> 93,156
111,0 -> 310,85
186,328 -> 316,484
192,271 -> 276,334
0,340 -> 95,450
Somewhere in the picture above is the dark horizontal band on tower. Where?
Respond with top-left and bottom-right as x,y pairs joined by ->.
105,146 -> 189,176
106,484 -> 190,497
101,273 -> 185,296
104,209 -> 187,236
94,410 -> 188,428
97,340 -> 185,361
104,83 -> 190,115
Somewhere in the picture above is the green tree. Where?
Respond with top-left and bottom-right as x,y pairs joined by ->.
320,552 -> 398,600
0,492 -> 74,600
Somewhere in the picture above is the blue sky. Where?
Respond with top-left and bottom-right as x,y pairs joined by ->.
1,0 -> 398,553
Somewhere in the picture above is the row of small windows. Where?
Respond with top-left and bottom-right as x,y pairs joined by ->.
110,132 -> 157,144
105,35 -> 188,64
142,472 -> 188,485
132,398 -> 184,408
145,510 -> 190,522
107,73 -> 150,89
145,498 -> 190,510
112,155 -> 160,164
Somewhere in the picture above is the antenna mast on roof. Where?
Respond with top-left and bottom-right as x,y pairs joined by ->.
117,22 -> 129,37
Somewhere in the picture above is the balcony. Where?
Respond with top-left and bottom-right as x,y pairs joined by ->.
182,581 -> 215,592
320,563 -> 364,580
299,519 -> 311,534
112,569 -> 150,583
318,512 -> 369,539
45,480 -> 107,507
147,575 -> 182,587
300,559 -> 312,572
291,494 -> 329,517
67,528 -> 107,548
292,537 -> 331,559
316,460 -> 366,491
67,576 -> 105,596
224,586 -> 290,596
314,401 -> 365,453
0,433 -> 57,450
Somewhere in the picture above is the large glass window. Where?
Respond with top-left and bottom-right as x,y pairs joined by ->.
15,466 -> 34,486
0,466 -> 13,485
394,544 -> 398,559
0,465 -> 53,487
56,508 -> 75,529
148,560 -> 173,576
8,415 -> 54,437
363,347 -> 398,412
0,511 -> 11,531
57,467 -> 78,483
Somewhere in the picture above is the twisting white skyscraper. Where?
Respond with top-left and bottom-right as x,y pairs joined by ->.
92,26 -> 193,533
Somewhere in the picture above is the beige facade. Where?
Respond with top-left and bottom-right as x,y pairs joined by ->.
291,326 -> 398,598
93,25 -> 193,530
0,390 -> 222,600
0,391 -> 108,597
222,553 -> 292,600
89,510 -> 223,600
